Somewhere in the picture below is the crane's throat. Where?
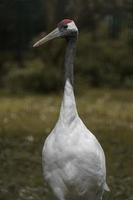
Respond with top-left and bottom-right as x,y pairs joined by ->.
59,37 -> 78,125
64,37 -> 77,85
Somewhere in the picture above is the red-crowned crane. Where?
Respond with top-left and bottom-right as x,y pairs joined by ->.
33,19 -> 109,200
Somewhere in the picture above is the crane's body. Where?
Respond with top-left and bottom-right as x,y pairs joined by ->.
43,96 -> 107,200
33,19 -> 109,200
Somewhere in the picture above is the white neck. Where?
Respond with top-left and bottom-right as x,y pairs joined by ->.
59,37 -> 78,125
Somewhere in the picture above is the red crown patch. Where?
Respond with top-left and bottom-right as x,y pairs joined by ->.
58,19 -> 73,27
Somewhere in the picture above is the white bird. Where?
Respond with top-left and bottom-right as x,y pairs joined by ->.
33,19 -> 109,200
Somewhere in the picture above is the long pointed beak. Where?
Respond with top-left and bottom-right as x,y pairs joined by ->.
33,28 -> 61,47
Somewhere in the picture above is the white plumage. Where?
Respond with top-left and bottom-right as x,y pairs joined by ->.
33,19 -> 109,200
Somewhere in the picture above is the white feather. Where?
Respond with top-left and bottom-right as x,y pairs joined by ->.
67,21 -> 78,32
42,80 -> 109,200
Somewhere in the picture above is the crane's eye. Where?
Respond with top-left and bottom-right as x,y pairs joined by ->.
63,24 -> 68,29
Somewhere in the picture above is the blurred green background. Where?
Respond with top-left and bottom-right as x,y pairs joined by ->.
0,0 -> 133,200
0,0 -> 133,91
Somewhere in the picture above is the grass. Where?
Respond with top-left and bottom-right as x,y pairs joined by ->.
0,89 -> 133,200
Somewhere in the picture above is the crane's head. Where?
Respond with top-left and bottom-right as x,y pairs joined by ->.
33,19 -> 78,47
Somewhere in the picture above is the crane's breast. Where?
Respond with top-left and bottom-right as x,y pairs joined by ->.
42,119 -> 106,200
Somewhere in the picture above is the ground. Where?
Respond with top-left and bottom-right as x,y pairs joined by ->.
0,89 -> 133,200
